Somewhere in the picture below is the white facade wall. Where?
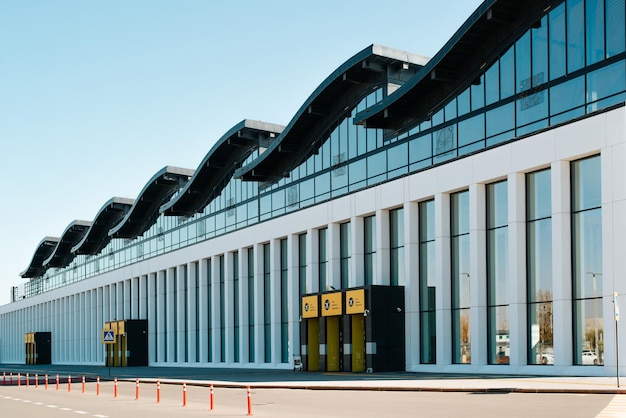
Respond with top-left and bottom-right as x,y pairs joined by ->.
1,107 -> 625,376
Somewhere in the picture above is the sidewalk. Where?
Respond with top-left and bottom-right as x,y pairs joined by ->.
0,363 -> 624,395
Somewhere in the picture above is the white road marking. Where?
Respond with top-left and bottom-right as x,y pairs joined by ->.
46,404 -> 58,408
596,394 -> 626,417
74,411 -> 89,415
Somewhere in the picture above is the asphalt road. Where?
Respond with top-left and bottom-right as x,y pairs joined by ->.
0,379 -> 618,417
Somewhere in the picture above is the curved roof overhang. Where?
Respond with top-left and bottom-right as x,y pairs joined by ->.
354,0 -> 560,136
235,44 -> 429,184
42,220 -> 92,269
108,166 -> 194,240
20,236 -> 60,278
160,120 -> 285,218
71,197 -> 135,255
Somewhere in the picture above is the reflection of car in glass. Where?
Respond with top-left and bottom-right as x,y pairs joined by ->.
582,350 -> 598,365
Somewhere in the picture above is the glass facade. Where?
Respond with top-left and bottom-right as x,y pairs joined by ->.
299,233 -> 307,298
233,252 -> 239,363
340,222 -> 351,289
419,200 -> 436,364
26,0 -> 625,299
572,155 -> 603,365
451,191 -> 470,364
527,169 -> 553,365
263,243 -> 271,363
318,228 -> 328,292
487,181 -> 509,365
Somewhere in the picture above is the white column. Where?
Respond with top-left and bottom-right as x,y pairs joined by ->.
552,160 -> 573,366
176,265 -> 186,363
131,277 -> 139,320
139,275 -> 148,319
328,223 -> 340,291
508,172 -> 527,367
240,249 -> 251,363
469,183 -> 487,366
210,256 -> 221,363
156,270 -> 166,363
435,193 -> 452,366
352,215 -> 365,288
404,201 -> 420,368
147,274 -> 156,364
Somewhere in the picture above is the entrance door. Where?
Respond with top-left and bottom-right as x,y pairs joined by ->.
327,317 -> 341,371
351,315 -> 365,372
307,319 -> 320,371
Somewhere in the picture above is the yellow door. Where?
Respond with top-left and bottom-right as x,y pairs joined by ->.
327,317 -> 340,372
352,315 -> 365,372
307,319 -> 320,371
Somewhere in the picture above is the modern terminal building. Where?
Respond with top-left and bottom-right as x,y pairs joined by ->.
1,0 -> 625,375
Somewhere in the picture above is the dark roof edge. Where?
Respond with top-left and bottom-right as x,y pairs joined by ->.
19,236 -> 60,278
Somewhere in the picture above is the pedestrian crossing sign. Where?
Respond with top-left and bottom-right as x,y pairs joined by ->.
102,330 -> 115,344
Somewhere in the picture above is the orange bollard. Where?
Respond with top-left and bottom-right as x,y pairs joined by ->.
35,374 -> 38,389
45,374 -> 48,390
3,372 -> 5,385
135,378 -> 139,400
156,380 -> 161,403
114,377 -> 118,398
26,373 -> 29,388
96,376 -> 100,396
17,373 -> 20,387
82,376 -> 85,393
246,386 -> 253,416
9,372 -> 12,385
55,374 -> 59,390
182,382 -> 187,407
210,383 -> 214,410
68,375 -> 71,392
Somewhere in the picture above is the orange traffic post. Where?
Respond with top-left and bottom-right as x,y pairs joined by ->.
9,372 -> 12,385
68,375 -> 71,392
26,373 -> 29,388
81,376 -> 85,393
114,377 -> 118,398
156,380 -> 161,403
182,382 -> 187,407
135,378 -> 139,400
17,373 -> 20,387
35,374 -> 39,389
96,376 -> 100,396
3,372 -> 5,385
210,383 -> 214,410
247,386 -> 253,416
45,374 -> 49,390
55,374 -> 59,391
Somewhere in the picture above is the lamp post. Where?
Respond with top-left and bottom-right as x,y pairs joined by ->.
586,272 -> 602,365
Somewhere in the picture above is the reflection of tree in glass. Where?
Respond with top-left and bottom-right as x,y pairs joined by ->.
537,289 -> 553,345
461,314 -> 470,344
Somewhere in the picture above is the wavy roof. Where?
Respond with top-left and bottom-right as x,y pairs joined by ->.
71,197 -> 135,255
20,237 -> 60,278
161,120 -> 284,218
235,44 -> 428,184
42,220 -> 92,269
108,166 -> 194,239
354,0 -> 558,135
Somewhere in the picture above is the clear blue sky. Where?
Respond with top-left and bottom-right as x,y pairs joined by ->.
0,0 -> 482,305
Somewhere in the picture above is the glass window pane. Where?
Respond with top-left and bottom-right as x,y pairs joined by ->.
567,0 -> 585,73
574,299 -> 604,365
585,0 -> 605,65
458,114 -> 485,147
486,103 -> 515,137
500,47 -> 515,99
572,155 -> 602,211
528,302 -> 554,365
586,60 -> 626,105
485,61 -> 500,105
550,75 -> 585,115
489,306 -> 510,364
606,0 -> 626,57
549,3 -> 566,80
532,16 -> 548,85
409,133 -> 432,164
516,32 -> 531,94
